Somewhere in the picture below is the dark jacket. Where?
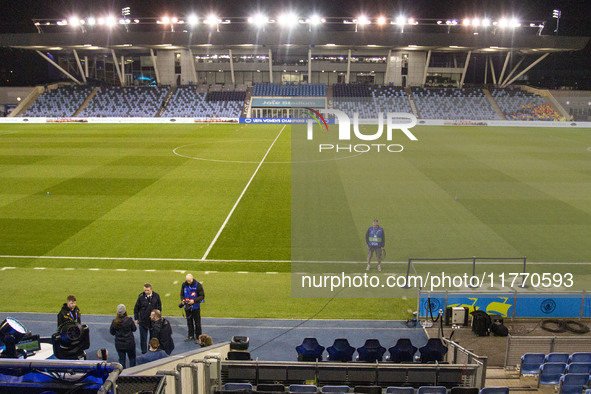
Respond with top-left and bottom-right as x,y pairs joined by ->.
110,316 -> 137,351
133,292 -> 162,328
151,318 -> 175,355
136,349 -> 169,365
57,303 -> 81,329
180,280 -> 205,311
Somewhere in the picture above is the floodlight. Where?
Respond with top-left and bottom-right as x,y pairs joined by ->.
553,9 -> 561,18
248,13 -> 268,27
510,18 -> 520,28
445,20 -> 452,25
437,20 -> 442,24
308,15 -> 325,25
118,19 -> 125,24
377,16 -> 386,25
204,15 -> 220,25
105,16 -> 117,27
356,15 -> 370,25
133,19 -> 139,23
121,7 -> 131,17
97,17 -> 105,25
408,17 -> 416,25
482,18 -> 491,26
472,18 -> 480,26
161,16 -> 170,24
171,17 -> 178,24
187,14 -> 198,26
278,13 -> 298,26
498,18 -> 508,27
394,16 -> 405,25
69,17 -> 80,27
463,18 -> 470,25
0,318 -> 27,358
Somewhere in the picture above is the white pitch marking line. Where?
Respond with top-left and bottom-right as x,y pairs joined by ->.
201,125 -> 286,261
173,280 -> 178,285
205,271 -> 218,274
88,268 -> 100,271
1,267 -> 15,270
144,269 -> 156,272
165,293 -> 170,297
266,272 -> 278,274
236,271 -> 249,274
34,267 -> 46,270
116,269 -> 127,272
64,268 -> 75,270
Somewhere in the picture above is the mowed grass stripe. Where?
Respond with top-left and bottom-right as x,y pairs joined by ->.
0,267 -> 413,320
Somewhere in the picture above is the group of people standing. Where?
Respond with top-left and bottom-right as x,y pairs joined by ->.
57,274 -> 205,369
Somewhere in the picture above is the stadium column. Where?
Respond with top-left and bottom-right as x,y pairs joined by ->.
459,51 -> 471,87
308,48 -> 312,83
35,50 -> 82,85
229,49 -> 235,84
384,49 -> 392,84
346,49 -> 351,83
422,50 -> 431,86
72,50 -> 87,84
498,52 -> 511,87
110,49 -> 124,86
488,56 -> 497,86
268,49 -> 273,83
484,55 -> 488,84
188,49 -> 198,83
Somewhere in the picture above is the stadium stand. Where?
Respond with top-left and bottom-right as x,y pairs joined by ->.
550,90 -> 591,121
21,85 -> 94,117
79,86 -> 169,117
411,88 -> 500,120
159,86 -> 245,118
490,87 -> 562,121
253,83 -> 326,97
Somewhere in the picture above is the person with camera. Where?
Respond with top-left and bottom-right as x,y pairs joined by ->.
133,283 -> 162,354
180,273 -> 204,344
57,295 -> 81,329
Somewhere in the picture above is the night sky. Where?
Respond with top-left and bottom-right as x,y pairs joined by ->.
0,0 -> 589,86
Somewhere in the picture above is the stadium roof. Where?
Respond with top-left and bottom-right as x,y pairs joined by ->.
0,30 -> 587,56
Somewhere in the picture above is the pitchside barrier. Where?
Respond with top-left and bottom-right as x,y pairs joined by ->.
419,290 -> 591,319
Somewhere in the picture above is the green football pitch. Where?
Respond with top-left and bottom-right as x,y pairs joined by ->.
0,123 -> 590,319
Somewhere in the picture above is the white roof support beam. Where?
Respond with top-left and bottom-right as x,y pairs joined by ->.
498,52 -> 511,87
501,56 -> 526,87
422,50 -> 432,86
346,49 -> 351,84
188,48 -> 197,84
268,49 -> 273,83
72,50 -> 87,83
501,53 -> 550,88
488,56 -> 497,86
459,51 -> 471,87
35,50 -> 82,85
110,49 -> 124,86
229,49 -> 235,84
150,48 -> 160,85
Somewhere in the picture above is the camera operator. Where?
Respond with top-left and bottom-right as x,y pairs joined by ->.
179,273 -> 204,344
57,295 -> 81,329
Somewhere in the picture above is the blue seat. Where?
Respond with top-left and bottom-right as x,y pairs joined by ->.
418,339 -> 448,363
538,362 -> 567,386
546,353 -> 570,364
567,363 -> 591,374
327,339 -> 356,362
356,339 -> 386,363
387,338 -> 418,363
321,386 -> 350,393
290,385 -> 318,393
560,374 -> 589,394
296,338 -> 325,362
417,386 -> 446,394
570,353 -> 591,364
386,387 -> 414,394
520,353 -> 546,374
479,387 -> 509,394
225,383 -> 253,391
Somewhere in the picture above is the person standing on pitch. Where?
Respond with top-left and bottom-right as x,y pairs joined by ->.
366,219 -> 385,271
180,273 -> 205,344
133,283 -> 162,354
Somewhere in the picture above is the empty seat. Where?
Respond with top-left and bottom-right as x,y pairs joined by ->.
321,386 -> 350,393
290,385 -> 318,393
520,353 -> 546,375
450,388 -> 479,394
479,387 -> 509,394
296,338 -> 325,362
418,339 -> 448,363
258,384 -> 286,392
353,386 -> 381,394
546,353 -> 570,363
417,386 -> 446,394
227,351 -> 251,360
387,338 -> 418,363
327,339 -> 356,362
225,383 -> 254,391
538,362 -> 567,386
356,339 -> 386,363
570,353 -> 591,364
566,363 -> 591,374
386,387 -> 414,394
559,374 -> 589,394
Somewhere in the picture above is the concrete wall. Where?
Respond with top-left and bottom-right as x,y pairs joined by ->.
156,51 -> 176,85
0,87 -> 36,105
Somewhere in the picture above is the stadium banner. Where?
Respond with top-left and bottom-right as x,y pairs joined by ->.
239,117 -> 336,124
251,97 -> 326,108
0,117 -> 239,124
418,291 -> 591,318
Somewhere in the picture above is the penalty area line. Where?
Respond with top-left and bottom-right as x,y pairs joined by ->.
201,124 -> 286,260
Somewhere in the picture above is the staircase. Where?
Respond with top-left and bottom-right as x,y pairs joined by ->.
73,87 -> 100,117
241,86 -> 253,118
156,86 -> 176,117
405,87 -> 420,118
483,88 -> 506,120
9,86 -> 44,117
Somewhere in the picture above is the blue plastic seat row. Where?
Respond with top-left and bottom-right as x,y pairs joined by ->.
223,384 -> 510,394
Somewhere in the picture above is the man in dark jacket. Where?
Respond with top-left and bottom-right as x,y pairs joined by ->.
150,309 -> 175,355
57,295 -> 81,329
133,283 -> 162,354
180,273 -> 205,344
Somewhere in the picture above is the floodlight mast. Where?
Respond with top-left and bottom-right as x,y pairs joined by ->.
552,9 -> 561,33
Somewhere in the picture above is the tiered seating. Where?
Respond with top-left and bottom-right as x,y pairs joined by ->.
161,87 -> 207,118
207,91 -> 247,102
371,87 -> 412,114
411,88 -> 500,120
21,85 -> 94,117
79,86 -> 168,117
490,87 -> 561,121
221,384 -> 501,394
253,83 -> 326,97
333,84 -> 372,97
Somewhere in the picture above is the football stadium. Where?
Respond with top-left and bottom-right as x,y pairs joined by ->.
0,1 -> 590,393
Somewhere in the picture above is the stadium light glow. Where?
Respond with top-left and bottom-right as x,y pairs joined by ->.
510,18 -> 520,28
160,16 -> 170,24
171,17 -> 178,24
482,18 -> 491,26
204,15 -> 220,25
307,15 -> 325,25
97,17 -> 105,25
248,13 -> 268,27
377,16 -> 387,25
408,17 -> 417,25
105,16 -> 117,27
395,16 -> 406,25
498,18 -> 508,28
463,18 -> 470,25
69,17 -> 80,26
278,12 -> 298,26
472,18 -> 480,26
87,17 -> 96,26
187,14 -> 198,26
356,15 -> 370,25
